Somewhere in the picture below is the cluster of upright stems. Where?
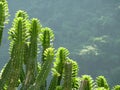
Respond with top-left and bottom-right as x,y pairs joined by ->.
0,0 -> 120,90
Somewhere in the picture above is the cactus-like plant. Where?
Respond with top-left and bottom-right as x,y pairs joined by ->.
63,61 -> 72,90
0,16 -> 29,89
0,0 -> 120,90
40,27 -> 54,64
0,10 -> 29,89
21,18 -> 41,89
112,85 -> 120,90
95,87 -> 107,90
0,0 -> 9,44
96,76 -> 109,90
55,47 -> 69,85
80,75 -> 95,90
28,47 -> 55,90
67,59 -> 80,89
39,27 -> 54,90
48,47 -> 69,90
15,10 -> 28,19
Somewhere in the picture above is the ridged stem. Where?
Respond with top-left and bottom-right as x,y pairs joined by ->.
22,18 -> 41,89
29,48 -> 54,90
63,61 -> 72,90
